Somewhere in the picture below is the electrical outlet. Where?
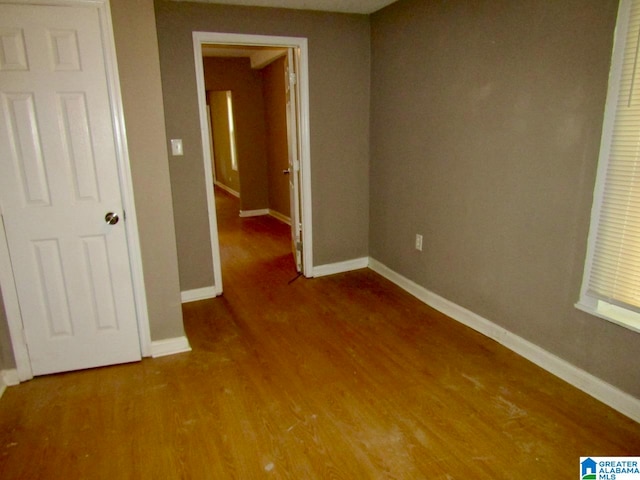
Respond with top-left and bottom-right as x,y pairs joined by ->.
415,234 -> 423,251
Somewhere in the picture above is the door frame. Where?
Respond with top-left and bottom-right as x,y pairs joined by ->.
192,31 -> 314,294
0,0 -> 151,381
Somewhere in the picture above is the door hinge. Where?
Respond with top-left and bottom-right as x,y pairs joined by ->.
295,241 -> 302,252
289,72 -> 297,86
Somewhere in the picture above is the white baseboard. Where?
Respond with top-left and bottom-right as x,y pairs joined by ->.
239,209 -> 269,218
214,181 -> 239,197
368,257 -> 640,423
150,336 -> 192,358
0,369 -> 20,399
269,209 -> 291,225
2,369 -> 19,386
314,257 -> 369,277
181,286 -> 217,303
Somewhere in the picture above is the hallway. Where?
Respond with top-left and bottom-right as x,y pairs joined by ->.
213,186 -> 298,289
0,188 -> 639,478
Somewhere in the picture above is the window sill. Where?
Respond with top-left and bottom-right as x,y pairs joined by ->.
576,300 -> 640,334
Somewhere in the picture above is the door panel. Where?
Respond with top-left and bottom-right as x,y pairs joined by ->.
5,92 -> 50,204
0,3 -> 141,375
59,92 -> 101,201
33,239 -> 73,337
285,49 -> 303,273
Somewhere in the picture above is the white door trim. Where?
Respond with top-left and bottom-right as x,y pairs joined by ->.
192,32 -> 314,292
99,0 -> 151,357
0,0 -> 151,380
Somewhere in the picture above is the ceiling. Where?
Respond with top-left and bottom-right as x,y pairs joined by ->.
170,0 -> 398,14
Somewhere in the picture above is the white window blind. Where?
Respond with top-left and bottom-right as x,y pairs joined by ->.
578,0 -> 640,331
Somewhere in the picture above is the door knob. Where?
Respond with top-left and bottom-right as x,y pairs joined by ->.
105,212 -> 119,225
283,169 -> 290,175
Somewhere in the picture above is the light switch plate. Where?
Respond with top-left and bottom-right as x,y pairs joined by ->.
171,139 -> 183,156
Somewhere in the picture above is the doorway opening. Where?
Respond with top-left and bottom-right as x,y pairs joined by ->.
193,33 -> 313,295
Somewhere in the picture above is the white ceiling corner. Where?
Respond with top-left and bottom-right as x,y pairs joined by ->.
169,0 -> 398,15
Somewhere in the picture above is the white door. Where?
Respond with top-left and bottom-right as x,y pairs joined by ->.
285,48 -> 303,273
0,3 -> 141,375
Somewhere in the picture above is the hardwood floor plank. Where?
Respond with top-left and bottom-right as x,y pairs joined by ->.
1,187 -> 639,478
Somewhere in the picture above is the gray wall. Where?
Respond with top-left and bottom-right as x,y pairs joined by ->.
154,0 -> 371,291
111,0 -> 185,341
0,293 -> 15,370
370,0 -> 640,397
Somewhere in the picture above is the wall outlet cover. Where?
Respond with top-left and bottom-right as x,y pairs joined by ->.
170,139 -> 183,156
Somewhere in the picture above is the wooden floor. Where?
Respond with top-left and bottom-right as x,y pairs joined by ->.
1,188 -> 639,479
